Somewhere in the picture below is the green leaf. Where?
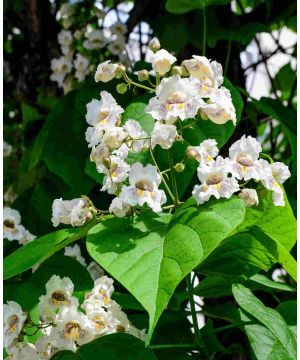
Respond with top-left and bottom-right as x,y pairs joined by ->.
232,284 -> 296,359
42,90 -> 94,194
166,0 -> 230,14
276,301 -> 297,327
236,187 -> 296,253
245,274 -> 296,293
21,102 -> 42,126
53,333 -> 157,359
77,333 -> 157,360
87,197 -> 245,340
4,220 -> 98,280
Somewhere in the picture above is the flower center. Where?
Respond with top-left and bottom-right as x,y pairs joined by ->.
63,321 -> 84,341
92,315 -> 106,329
99,289 -> 110,304
117,325 -> 125,332
206,174 -> 223,186
166,92 -> 186,104
135,180 -> 154,192
7,315 -> 19,333
50,291 -> 70,306
4,219 -> 15,229
237,154 -> 253,167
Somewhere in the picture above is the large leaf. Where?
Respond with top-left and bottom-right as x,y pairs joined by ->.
4,220 -> 99,280
236,187 -> 296,252
52,334 -> 157,360
232,284 -> 296,359
166,0 -> 230,14
87,197 -> 245,340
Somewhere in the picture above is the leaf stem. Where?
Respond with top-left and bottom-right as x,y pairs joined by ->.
186,274 -> 209,359
224,40 -> 232,76
150,148 -> 175,203
167,149 -> 180,207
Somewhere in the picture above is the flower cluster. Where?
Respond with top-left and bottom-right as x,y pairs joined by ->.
190,136 -> 290,206
50,2 -> 129,91
3,207 -> 36,245
4,275 -> 145,359
50,41 -> 291,229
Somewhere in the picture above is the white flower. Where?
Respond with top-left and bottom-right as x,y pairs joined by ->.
84,276 -> 115,307
4,301 -> 27,348
182,55 -> 223,87
3,207 -> 25,241
108,37 -> 126,55
229,135 -> 262,180
200,87 -> 236,125
112,143 -> 129,159
90,143 -> 110,165
87,262 -> 104,282
145,75 -> 205,124
7,342 -> 39,360
58,30 -> 73,49
148,37 -> 161,52
272,268 -> 287,283
119,163 -> 167,212
86,307 -> 117,336
19,230 -> 36,245
110,21 -> 127,36
259,160 -> 290,206
127,326 -> 147,341
64,244 -> 87,267
35,336 -> 58,359
187,139 -> 219,165
59,3 -> 74,19
39,275 -> 79,322
102,126 -> 127,150
151,122 -> 177,149
83,30 -> 107,50
3,141 -> 13,157
151,49 -> 176,76
85,124 -> 104,148
110,302 -> 131,333
94,60 -> 119,83
86,91 -> 124,128
238,188 -> 259,207
124,120 -> 149,152
50,57 -> 72,88
51,197 -> 93,227
50,307 -> 95,351
74,53 -> 90,82
97,155 -> 130,194
109,197 -> 131,218
4,186 -> 17,204
192,156 -> 240,205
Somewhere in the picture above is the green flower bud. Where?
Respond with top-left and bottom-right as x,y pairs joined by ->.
171,66 -> 183,76
137,70 -> 149,82
116,83 -> 128,94
174,163 -> 185,172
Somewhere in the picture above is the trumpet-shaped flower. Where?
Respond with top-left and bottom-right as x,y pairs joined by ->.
124,120 -> 149,152
145,75 -> 205,124
238,188 -> 259,207
151,49 -> 176,76
3,207 -> 25,241
229,135 -> 262,180
192,156 -> 240,204
83,30 -> 107,50
200,87 -> 236,125
51,197 -> 93,227
39,275 -> 79,322
119,163 -> 167,212
187,139 -> 219,165
86,91 -> 124,128
151,122 -> 177,149
64,244 -> 87,267
109,197 -> 131,218
4,301 -> 27,348
74,54 -> 90,82
94,60 -> 119,83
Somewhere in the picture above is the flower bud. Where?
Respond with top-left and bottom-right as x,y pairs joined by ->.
238,189 -> 259,207
171,66 -> 183,76
186,146 -> 198,160
115,64 -> 126,78
174,163 -> 185,172
137,69 -> 149,82
116,83 -> 128,94
148,37 -> 161,53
